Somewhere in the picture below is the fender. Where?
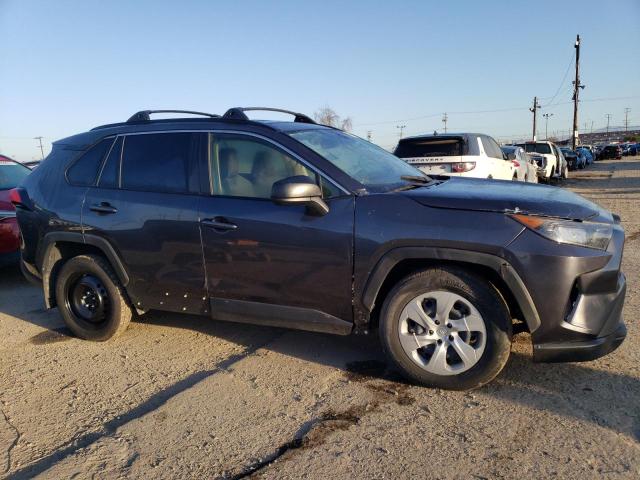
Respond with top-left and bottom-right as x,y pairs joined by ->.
360,246 -> 541,333
39,232 -> 130,308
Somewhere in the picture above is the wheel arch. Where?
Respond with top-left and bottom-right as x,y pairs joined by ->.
360,247 -> 541,335
39,232 -> 129,308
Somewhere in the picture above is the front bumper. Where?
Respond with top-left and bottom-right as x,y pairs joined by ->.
533,272 -> 627,362
507,221 -> 627,364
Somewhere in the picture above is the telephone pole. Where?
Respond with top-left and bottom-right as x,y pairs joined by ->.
442,113 -> 448,133
396,125 -> 406,139
366,130 -> 372,142
605,114 -> 612,136
624,108 -> 631,132
543,113 -> 553,140
34,136 -> 45,160
571,34 -> 584,150
530,97 -> 541,141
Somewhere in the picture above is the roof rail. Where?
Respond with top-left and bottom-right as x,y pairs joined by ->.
126,110 -> 220,123
223,107 -> 316,124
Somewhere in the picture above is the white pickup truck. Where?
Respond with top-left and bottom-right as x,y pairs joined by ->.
513,141 -> 568,182
394,133 -> 516,180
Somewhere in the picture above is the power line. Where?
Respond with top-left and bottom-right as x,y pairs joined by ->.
543,50 -> 575,107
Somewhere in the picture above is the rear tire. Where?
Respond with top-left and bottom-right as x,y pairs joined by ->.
379,267 -> 512,390
55,254 -> 133,341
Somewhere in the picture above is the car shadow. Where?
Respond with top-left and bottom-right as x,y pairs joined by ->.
134,310 -> 640,441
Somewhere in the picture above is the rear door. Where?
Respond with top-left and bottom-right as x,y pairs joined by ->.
82,132 -> 208,314
480,135 -> 513,180
198,132 -> 354,331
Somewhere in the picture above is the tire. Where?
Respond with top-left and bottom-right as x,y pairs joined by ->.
379,266 -> 512,390
512,174 -> 518,181
55,254 -> 133,341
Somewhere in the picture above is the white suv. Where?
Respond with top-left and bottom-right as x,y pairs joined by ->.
394,133 -> 516,180
514,141 -> 568,182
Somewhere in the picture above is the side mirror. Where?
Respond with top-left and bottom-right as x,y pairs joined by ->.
271,176 -> 329,216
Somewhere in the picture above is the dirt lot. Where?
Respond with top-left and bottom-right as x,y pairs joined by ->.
1,158 -> 639,479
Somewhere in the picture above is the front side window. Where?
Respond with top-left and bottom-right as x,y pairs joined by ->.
288,128 -> 426,193
121,133 -> 198,194
209,134 -> 316,199
67,137 -> 114,186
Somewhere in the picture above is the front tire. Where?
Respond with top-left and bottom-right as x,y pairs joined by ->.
379,267 -> 512,390
55,254 -> 133,341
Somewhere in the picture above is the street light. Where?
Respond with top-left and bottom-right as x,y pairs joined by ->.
396,125 -> 406,139
542,113 -> 553,140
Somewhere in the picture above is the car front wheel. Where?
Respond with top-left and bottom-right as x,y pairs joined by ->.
55,254 -> 133,341
379,267 -> 512,390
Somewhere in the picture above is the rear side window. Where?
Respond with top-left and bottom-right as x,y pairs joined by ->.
98,136 -> 122,188
121,133 -> 198,194
394,138 -> 465,157
481,136 -> 504,159
67,138 -> 114,186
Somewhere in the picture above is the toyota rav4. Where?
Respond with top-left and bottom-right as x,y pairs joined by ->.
13,108 -> 627,390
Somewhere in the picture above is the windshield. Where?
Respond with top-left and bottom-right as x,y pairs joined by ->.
0,161 -> 30,190
288,128 -> 428,192
517,143 -> 552,154
394,137 -> 465,157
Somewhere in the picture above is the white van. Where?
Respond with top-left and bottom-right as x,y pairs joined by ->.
394,133 -> 515,180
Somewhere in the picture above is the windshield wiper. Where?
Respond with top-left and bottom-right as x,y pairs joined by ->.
401,175 -> 431,183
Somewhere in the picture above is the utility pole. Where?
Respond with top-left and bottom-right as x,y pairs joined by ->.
442,113 -> 448,133
366,130 -> 372,142
396,124 -> 406,139
590,120 -> 594,134
34,136 -> 44,160
624,108 -> 631,132
543,113 -> 553,140
530,97 -> 541,141
605,114 -> 612,136
571,34 -> 585,150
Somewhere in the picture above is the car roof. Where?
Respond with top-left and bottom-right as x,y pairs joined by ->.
399,133 -> 483,142
55,110 -> 334,149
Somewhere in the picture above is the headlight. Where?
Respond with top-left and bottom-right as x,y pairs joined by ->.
510,214 -> 612,250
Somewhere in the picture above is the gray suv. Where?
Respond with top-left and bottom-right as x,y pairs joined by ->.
13,108 -> 627,390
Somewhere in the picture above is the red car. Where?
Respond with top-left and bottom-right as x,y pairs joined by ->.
0,155 -> 31,266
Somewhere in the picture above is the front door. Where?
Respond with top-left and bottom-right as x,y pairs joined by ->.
199,133 -> 354,332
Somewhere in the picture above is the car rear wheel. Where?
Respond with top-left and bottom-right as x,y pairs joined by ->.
55,254 -> 133,341
379,267 -> 512,390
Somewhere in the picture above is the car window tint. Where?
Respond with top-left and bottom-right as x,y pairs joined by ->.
210,134 -> 316,199
67,138 -> 114,186
0,161 -> 30,189
121,133 -> 195,194
482,136 -> 503,159
98,136 -> 122,188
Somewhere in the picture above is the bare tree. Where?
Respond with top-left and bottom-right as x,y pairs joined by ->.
313,106 -> 352,132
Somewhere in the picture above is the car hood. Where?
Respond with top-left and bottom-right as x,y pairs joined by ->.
402,177 -> 612,222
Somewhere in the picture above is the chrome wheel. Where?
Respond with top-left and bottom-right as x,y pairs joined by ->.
398,290 -> 487,376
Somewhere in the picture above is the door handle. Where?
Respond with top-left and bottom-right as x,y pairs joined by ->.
201,217 -> 238,231
90,202 -> 118,214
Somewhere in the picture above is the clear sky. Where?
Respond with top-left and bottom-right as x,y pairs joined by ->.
1,0 -> 639,161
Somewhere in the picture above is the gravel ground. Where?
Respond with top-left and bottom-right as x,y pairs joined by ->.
1,157 -> 639,479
